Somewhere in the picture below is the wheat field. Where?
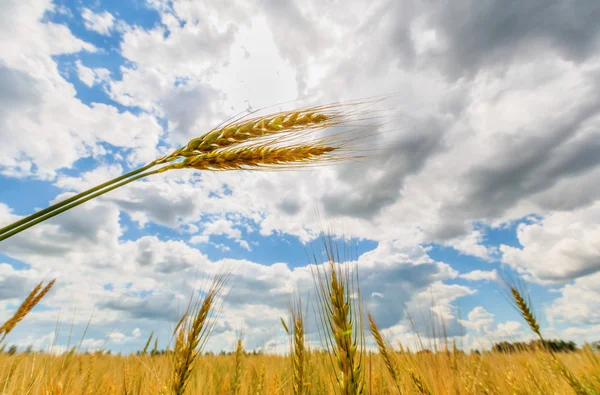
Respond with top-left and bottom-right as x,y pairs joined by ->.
0,336 -> 598,394
0,246 -> 599,394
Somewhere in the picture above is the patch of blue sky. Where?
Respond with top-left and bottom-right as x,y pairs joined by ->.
44,0 -> 163,40
427,218 -> 561,330
53,53 -> 143,115
427,243 -> 506,314
194,225 -> 380,269
116,210 -> 191,242
0,176 -> 61,216
0,254 -> 30,270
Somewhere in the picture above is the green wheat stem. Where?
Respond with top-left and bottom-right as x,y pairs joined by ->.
0,160 -> 160,237
0,169 -> 161,242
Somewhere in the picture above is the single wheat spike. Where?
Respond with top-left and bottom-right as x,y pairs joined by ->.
368,314 -> 402,393
510,287 -> 541,338
507,283 -> 588,395
290,297 -> 306,395
312,236 -> 365,395
0,279 -> 55,343
151,337 -> 158,356
157,144 -> 340,173
232,339 -> 244,395
141,331 -> 153,355
171,273 -> 229,395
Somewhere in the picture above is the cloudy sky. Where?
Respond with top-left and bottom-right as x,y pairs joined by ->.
0,0 -> 599,354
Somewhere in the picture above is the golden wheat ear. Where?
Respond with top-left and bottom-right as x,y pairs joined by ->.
232,337 -> 244,395
171,272 -> 230,395
0,279 -> 55,343
368,313 -> 402,393
502,276 -> 589,395
311,234 -> 365,394
287,293 -> 306,395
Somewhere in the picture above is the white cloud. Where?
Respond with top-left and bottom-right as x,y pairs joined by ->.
0,0 -> 163,179
546,271 -> 600,327
75,60 -> 110,87
460,307 -> 529,350
501,202 -> 600,283
81,8 -> 115,36
460,269 -> 499,282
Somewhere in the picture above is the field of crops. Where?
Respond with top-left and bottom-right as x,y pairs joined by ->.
1,249 -> 599,395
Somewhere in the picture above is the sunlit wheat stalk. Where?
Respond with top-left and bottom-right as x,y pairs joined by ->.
171,273 -> 230,395
288,294 -> 306,395
141,332 -> 153,356
0,98 -> 387,242
312,235 -> 365,395
368,313 -> 402,393
232,338 -> 244,395
505,280 -> 589,395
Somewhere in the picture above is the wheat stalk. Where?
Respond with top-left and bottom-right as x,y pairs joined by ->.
171,273 -> 230,395
312,235 -> 365,395
368,314 -> 402,393
287,294 -> 306,395
141,332 -> 153,356
232,338 -> 244,395
0,98 -> 386,242
505,280 -> 589,395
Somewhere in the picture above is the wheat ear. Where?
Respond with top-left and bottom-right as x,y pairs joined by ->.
162,108 -> 334,160
506,281 -> 588,395
141,331 -> 154,355
0,98 -> 384,242
171,273 -> 229,395
368,314 -> 402,393
232,338 -> 244,395
0,279 -> 55,343
289,295 -> 306,395
312,235 -> 365,395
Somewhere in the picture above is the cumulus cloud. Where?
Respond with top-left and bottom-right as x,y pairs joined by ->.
460,270 -> 499,282
0,0 -> 163,178
501,202 -> 600,283
546,272 -> 600,328
75,60 -> 110,87
81,8 -> 115,36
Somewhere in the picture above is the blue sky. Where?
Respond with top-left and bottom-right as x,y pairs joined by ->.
0,0 -> 599,354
